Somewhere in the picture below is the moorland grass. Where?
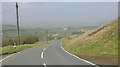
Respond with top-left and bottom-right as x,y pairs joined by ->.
61,18 -> 118,57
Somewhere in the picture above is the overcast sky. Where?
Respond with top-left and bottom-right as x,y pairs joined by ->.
1,0 -> 119,2
2,2 -> 118,28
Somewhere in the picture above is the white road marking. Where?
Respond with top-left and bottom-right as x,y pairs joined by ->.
0,54 -> 14,62
43,48 -> 46,51
0,47 -> 30,63
41,52 -> 44,59
43,63 -> 47,67
60,42 -> 100,67
0,51 -> 21,63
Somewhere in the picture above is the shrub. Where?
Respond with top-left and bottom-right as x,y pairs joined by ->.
2,35 -> 39,47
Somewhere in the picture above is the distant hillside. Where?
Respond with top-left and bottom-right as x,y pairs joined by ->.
61,18 -> 118,57
2,25 -> 17,30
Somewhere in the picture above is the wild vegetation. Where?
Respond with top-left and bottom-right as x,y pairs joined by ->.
1,41 -> 51,55
1,24 -> 98,55
2,35 -> 39,47
2,25 -> 98,40
61,18 -> 118,57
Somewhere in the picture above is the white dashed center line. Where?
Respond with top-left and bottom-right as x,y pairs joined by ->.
41,48 -> 47,67
43,63 -> 47,67
43,48 -> 46,51
41,52 -> 44,59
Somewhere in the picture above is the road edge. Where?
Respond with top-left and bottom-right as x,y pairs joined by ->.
0,51 -> 20,63
60,42 -> 100,67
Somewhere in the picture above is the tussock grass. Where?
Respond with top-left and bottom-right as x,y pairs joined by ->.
61,18 -> 118,57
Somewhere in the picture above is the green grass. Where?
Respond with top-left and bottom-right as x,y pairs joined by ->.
1,41 -> 51,55
61,18 -> 118,57
2,25 -> 97,40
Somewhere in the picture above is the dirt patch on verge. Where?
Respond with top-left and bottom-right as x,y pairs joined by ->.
77,55 -> 118,65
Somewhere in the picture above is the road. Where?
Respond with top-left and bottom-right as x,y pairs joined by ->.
1,40 -> 97,67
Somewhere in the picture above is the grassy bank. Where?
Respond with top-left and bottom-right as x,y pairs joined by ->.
1,41 -> 51,55
60,18 -> 118,57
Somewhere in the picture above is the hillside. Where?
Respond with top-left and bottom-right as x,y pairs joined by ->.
2,25 -> 17,30
61,18 -> 118,57
61,18 -> 118,65
2,24 -> 98,41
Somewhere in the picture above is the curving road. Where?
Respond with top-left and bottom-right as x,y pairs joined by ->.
1,40 -> 97,67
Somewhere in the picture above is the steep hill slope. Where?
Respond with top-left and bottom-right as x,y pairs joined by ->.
62,18 -> 118,57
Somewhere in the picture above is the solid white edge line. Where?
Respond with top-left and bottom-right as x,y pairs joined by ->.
1,47 -> 46,62
60,43 -> 100,67
41,52 -> 44,59
0,52 -> 16,63
43,63 -> 47,67
0,51 -> 21,63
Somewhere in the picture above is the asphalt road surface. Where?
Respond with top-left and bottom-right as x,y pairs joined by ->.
1,40 -> 97,67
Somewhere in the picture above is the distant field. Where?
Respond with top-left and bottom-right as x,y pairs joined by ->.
2,25 -> 98,40
61,18 -> 118,57
2,25 -> 17,30
1,24 -> 98,48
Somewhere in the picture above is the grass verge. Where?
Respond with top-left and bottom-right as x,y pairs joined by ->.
1,41 -> 51,55
60,18 -> 118,57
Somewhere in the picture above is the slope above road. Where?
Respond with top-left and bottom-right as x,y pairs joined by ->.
61,18 -> 118,65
